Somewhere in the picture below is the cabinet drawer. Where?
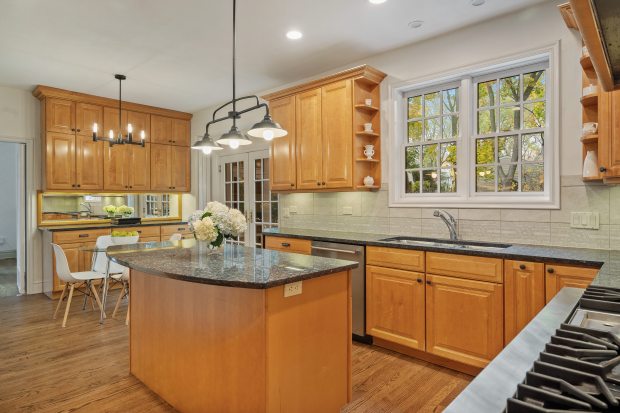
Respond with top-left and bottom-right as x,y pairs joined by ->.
264,236 -> 312,255
121,226 -> 161,238
52,228 -> 110,244
426,252 -> 503,283
161,224 -> 192,237
366,246 -> 425,272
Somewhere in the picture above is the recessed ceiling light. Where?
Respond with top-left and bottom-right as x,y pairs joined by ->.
286,30 -> 303,40
408,20 -> 424,29
471,0 -> 485,5
369,0 -> 387,4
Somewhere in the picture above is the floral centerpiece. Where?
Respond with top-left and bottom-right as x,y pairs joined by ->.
189,201 -> 247,248
117,205 -> 134,217
103,205 -> 117,218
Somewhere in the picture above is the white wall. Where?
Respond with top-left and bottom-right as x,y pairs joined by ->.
0,143 -> 19,254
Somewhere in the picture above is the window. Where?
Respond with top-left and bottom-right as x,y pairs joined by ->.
474,68 -> 546,193
405,86 -> 459,194
389,48 -> 558,208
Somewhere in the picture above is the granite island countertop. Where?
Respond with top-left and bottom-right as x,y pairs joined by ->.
107,239 -> 358,289
263,228 -> 620,288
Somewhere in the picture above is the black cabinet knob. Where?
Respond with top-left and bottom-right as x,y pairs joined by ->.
426,280 -> 432,285
519,264 -> 526,270
290,183 -> 294,187
600,166 -> 607,173
76,129 -> 81,132
416,278 -> 423,284
547,267 -> 555,274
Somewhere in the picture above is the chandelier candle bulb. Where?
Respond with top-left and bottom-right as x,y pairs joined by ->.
127,123 -> 133,134
109,130 -> 114,141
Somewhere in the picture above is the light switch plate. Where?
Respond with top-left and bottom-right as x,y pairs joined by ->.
342,206 -> 353,215
284,281 -> 302,297
570,212 -> 600,229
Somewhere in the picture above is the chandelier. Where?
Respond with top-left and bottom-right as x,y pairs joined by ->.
92,74 -> 145,147
191,0 -> 287,155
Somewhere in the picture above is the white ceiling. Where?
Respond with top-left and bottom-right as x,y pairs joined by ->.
0,0 -> 547,113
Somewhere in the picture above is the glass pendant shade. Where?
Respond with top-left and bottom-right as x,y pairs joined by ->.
247,115 -> 288,140
191,134 -> 223,155
216,126 -> 252,149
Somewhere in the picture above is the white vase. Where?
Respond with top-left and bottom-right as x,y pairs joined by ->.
363,145 -> 375,160
363,176 -> 375,187
583,150 -> 598,178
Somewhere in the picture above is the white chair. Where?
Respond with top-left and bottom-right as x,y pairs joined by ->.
169,233 -> 183,241
52,244 -> 106,327
93,235 -> 130,323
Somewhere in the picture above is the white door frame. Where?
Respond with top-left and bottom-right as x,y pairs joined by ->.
216,153 -> 251,246
0,135 -> 37,295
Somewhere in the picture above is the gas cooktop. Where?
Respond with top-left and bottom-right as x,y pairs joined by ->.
506,286 -> 620,412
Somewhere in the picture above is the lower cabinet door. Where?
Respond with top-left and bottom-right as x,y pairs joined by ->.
366,265 -> 425,350
425,274 -> 503,368
53,243 -> 81,292
504,260 -> 545,344
545,264 -> 599,303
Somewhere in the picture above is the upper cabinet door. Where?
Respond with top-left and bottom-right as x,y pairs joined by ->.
600,91 -> 620,178
75,103 -> 102,137
150,143 -> 172,191
46,99 -> 75,134
171,119 -> 190,147
170,146 -> 190,192
269,96 -> 297,191
103,107 -> 128,138
127,111 -> 151,143
103,144 -> 127,191
127,144 -> 151,191
321,80 -> 353,189
75,136 -> 104,190
151,115 -> 173,145
295,88 -> 323,190
45,132 -> 76,190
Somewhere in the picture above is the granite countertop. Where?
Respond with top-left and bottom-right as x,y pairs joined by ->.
263,228 -> 620,288
107,239 -> 358,289
40,221 -> 188,232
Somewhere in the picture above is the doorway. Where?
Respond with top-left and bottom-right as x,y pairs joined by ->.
217,150 -> 279,247
0,141 -> 26,297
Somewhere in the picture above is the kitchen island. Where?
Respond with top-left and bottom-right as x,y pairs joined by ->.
107,240 -> 358,413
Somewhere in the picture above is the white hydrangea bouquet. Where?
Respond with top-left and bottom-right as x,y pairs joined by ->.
189,201 -> 247,248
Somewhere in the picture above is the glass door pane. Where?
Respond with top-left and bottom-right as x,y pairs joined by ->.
250,151 -> 278,248
219,155 -> 249,246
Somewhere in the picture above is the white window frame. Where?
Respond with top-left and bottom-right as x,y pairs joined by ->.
388,43 -> 560,209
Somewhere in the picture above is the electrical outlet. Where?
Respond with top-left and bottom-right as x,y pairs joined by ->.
342,206 -> 353,215
289,205 -> 298,214
284,281 -> 302,297
570,212 -> 600,229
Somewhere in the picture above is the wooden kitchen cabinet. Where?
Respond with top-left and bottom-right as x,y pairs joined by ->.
296,88 -> 323,190
161,224 -> 192,240
425,274 -> 503,368
264,65 -> 386,193
321,80 -> 353,189
45,98 -> 75,134
366,246 -> 425,272
269,96 -> 297,191
504,260 -> 545,344
150,144 -> 190,192
545,264 -> 599,302
103,143 -> 151,191
599,90 -> 620,180
103,106 -> 129,137
75,136 -> 104,190
426,252 -> 503,283
45,132 -> 76,190
127,110 -> 151,142
75,102 -> 102,137
366,265 -> 426,350
151,115 -> 172,145
264,236 -> 312,255
172,118 -> 191,147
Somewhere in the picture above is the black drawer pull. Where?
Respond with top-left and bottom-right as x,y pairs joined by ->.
78,234 -> 89,238
281,242 -> 291,247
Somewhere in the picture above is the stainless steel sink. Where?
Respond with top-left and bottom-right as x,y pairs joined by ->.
379,236 -> 511,251
569,308 -> 620,334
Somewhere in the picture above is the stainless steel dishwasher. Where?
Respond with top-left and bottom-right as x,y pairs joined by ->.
311,241 -> 370,343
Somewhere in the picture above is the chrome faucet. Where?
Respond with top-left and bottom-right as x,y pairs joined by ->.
79,202 -> 93,217
433,209 -> 458,241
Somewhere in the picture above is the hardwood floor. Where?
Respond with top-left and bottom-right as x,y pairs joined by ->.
0,294 -> 471,413
0,258 -> 18,297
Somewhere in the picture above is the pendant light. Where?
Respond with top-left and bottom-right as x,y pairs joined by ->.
191,133 -> 224,155
92,74 -> 145,147
195,0 -> 287,154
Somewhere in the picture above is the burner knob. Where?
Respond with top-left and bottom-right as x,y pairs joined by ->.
547,267 -> 555,274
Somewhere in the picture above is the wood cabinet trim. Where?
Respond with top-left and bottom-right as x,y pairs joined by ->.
426,252 -> 503,283
366,246 -> 425,272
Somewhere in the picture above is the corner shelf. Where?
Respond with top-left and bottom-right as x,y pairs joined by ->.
582,176 -> 603,182
356,185 -> 380,190
356,158 -> 380,163
354,104 -> 380,113
356,131 -> 380,138
580,134 -> 599,144
580,93 -> 599,107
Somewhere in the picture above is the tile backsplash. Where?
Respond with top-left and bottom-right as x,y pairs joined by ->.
279,176 -> 620,251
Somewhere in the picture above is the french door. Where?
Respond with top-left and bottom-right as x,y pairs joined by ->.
217,150 -> 279,247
